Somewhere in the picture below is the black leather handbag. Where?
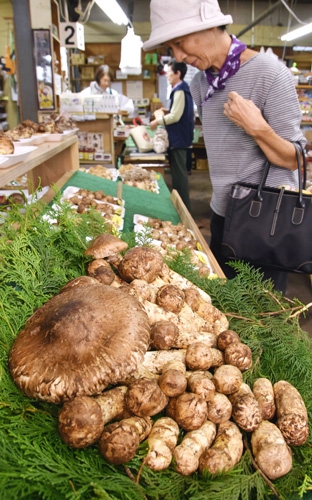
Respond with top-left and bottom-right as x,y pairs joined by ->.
222,143 -> 312,273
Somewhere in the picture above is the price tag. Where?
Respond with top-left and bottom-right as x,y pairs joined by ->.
59,22 -> 85,50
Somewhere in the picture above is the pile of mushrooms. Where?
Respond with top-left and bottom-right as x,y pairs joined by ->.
9,234 -> 309,480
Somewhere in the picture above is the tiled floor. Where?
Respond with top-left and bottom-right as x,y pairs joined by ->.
164,168 -> 312,335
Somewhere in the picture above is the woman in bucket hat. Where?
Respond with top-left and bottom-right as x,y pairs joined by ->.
144,0 -> 305,294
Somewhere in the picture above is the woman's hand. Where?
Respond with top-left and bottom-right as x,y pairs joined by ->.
223,91 -> 269,137
224,91 -> 299,170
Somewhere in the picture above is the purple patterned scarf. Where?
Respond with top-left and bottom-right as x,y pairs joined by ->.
203,35 -> 247,103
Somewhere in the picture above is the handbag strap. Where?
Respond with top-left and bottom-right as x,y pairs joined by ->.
256,141 -> 307,208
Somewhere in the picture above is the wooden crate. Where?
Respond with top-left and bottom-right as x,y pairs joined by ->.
170,189 -> 225,278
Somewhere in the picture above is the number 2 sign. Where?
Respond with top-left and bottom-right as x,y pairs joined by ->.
60,22 -> 85,50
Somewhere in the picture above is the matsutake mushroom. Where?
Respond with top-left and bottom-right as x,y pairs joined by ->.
9,283 -> 150,403
118,246 -> 164,283
84,232 -> 128,259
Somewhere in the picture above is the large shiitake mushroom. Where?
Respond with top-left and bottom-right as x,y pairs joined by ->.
9,283 -> 150,403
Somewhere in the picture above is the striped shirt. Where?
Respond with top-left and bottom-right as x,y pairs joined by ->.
190,53 -> 305,216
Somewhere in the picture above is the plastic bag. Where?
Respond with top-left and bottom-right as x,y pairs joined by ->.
153,127 -> 169,154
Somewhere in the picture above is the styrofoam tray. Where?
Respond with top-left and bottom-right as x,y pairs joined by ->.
133,214 -> 196,240
44,133 -> 66,142
123,179 -> 160,194
63,128 -> 79,136
45,128 -> 78,142
62,186 -> 125,207
0,146 -> 37,168
0,157 -> 9,168
13,133 -> 49,146
86,168 -> 119,182
13,137 -> 33,145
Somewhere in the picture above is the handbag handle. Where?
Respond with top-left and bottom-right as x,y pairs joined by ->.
256,141 -> 307,208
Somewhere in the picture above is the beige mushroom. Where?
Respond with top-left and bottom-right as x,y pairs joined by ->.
217,329 -> 241,351
156,284 -> 185,313
99,416 -> 152,465
84,233 -> 128,259
150,320 -> 179,350
87,259 -> 115,285
118,246 -> 164,283
125,377 -> 168,416
58,386 -> 128,448
174,392 -> 208,431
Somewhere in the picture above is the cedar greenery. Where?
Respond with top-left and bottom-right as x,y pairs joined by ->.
0,198 -> 311,499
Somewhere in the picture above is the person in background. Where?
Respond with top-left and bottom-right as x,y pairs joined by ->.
80,64 -> 135,117
80,65 -> 118,96
144,0 -> 305,294
150,60 -> 194,211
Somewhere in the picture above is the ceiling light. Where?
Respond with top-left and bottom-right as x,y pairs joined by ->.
281,22 -> 312,42
94,0 -> 129,26
293,45 -> 312,51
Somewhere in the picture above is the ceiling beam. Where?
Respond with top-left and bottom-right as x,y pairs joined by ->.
236,0 -> 281,37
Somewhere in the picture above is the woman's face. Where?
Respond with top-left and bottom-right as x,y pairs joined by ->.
165,29 -> 222,71
166,66 -> 180,87
99,74 -> 111,90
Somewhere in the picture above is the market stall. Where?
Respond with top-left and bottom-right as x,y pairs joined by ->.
0,162 -> 312,499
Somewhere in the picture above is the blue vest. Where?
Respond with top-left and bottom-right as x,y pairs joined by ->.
167,80 -> 194,149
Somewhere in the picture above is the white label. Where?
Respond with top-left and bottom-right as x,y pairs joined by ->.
59,23 -> 85,50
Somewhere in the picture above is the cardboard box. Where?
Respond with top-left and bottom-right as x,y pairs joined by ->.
81,66 -> 95,79
71,53 -> 85,65
196,159 -> 209,170
87,55 -> 105,65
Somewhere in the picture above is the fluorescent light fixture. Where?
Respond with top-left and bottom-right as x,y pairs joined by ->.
293,45 -> 312,51
281,22 -> 312,42
94,0 -> 129,26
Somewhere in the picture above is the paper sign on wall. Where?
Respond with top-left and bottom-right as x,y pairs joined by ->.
126,80 -> 143,100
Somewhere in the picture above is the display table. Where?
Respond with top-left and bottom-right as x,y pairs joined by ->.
122,147 -> 169,178
40,169 -> 225,278
0,135 -> 79,191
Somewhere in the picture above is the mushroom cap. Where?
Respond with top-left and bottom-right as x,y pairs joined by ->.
58,396 -> 104,448
118,246 -> 164,283
99,421 -> 140,464
156,284 -> 185,313
84,233 -> 128,259
58,275 -> 99,294
9,283 -> 150,403
87,259 -> 115,285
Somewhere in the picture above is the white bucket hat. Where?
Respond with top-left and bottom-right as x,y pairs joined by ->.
143,0 -> 233,51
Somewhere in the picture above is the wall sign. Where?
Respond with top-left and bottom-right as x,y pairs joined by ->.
59,22 -> 85,50
32,29 -> 55,111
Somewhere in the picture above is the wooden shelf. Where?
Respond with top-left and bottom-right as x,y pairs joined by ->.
0,135 -> 79,191
79,160 -> 112,165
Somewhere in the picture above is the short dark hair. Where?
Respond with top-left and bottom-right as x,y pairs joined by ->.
94,65 -> 114,85
168,60 -> 187,80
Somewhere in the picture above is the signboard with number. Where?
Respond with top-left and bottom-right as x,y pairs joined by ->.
60,22 -> 85,50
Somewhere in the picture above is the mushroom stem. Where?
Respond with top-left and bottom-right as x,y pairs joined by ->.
58,386 -> 128,449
